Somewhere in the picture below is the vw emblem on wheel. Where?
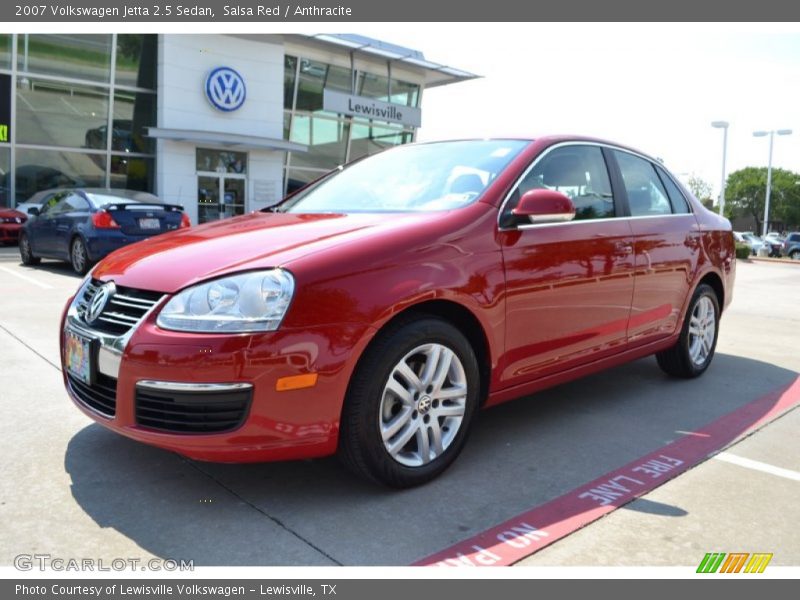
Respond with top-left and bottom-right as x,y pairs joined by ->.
205,66 -> 246,112
86,282 -> 116,324
417,396 -> 432,415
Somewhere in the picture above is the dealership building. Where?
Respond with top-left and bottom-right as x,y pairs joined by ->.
0,34 -> 475,223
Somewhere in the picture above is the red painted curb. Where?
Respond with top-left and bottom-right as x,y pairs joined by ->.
415,375 -> 800,567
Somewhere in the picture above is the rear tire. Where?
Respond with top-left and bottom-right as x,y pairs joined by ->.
656,283 -> 719,378
19,233 -> 40,266
338,316 -> 480,488
70,237 -> 92,275
790,250 -> 800,260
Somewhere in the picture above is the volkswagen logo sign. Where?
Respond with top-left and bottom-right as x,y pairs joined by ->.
86,282 -> 116,324
205,66 -> 246,112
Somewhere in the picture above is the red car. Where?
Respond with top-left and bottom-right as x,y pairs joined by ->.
60,136 -> 735,487
0,208 -> 27,244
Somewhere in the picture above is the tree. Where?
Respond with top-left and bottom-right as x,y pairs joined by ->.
724,167 -> 800,232
685,174 -> 714,208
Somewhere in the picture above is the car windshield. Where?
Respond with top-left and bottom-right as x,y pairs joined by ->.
276,140 -> 529,213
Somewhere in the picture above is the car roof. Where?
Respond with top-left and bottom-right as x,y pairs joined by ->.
26,187 -> 161,204
412,135 -> 662,165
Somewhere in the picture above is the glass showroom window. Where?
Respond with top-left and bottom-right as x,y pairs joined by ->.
357,73 -> 420,107
15,148 -> 106,204
196,149 -> 247,174
0,34 -> 10,69
113,90 -> 156,154
16,79 -> 109,149
115,34 -> 157,90
109,156 -> 154,192
289,115 -> 349,170
17,34 -> 112,83
0,146 -> 10,208
284,55 -> 297,110
295,58 -> 352,114
349,120 -> 414,161
284,168 -> 327,196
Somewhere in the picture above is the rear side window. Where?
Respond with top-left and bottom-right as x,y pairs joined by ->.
655,165 -> 691,213
613,151 -> 673,217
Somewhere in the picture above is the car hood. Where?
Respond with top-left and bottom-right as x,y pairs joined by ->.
0,208 -> 25,219
92,211 -> 437,293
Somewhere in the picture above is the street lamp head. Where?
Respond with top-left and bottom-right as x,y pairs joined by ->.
711,121 -> 729,129
777,129 -> 793,136
753,131 -> 769,137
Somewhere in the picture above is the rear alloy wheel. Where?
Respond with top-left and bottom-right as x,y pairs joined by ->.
19,233 -> 40,266
339,317 -> 480,487
656,284 -> 720,378
70,237 -> 92,275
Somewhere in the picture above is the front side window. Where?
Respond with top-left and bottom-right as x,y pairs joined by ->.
614,151 -> 672,217
277,140 -> 528,214
502,145 -> 615,227
50,194 -> 88,215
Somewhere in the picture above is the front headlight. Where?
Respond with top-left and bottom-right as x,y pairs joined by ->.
156,269 -> 295,333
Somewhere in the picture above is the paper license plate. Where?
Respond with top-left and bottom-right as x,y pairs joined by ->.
138,218 -> 160,230
65,329 -> 93,385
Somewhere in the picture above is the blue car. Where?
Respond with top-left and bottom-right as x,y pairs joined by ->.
19,188 -> 190,274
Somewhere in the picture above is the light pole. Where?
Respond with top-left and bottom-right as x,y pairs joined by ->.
711,121 -> 729,216
753,129 -> 792,237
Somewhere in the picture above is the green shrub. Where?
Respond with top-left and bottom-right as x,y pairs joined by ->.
735,243 -> 752,259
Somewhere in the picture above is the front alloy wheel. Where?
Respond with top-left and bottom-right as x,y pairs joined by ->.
339,317 -> 480,487
379,343 -> 468,467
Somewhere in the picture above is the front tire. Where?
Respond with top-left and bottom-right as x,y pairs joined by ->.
339,317 -> 481,488
656,283 -> 720,378
19,233 -> 40,265
70,237 -> 92,275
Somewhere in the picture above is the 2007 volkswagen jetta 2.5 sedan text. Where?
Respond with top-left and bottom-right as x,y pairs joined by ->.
60,136 -> 735,487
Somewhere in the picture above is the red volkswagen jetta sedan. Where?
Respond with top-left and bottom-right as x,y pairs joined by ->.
61,136 -> 735,487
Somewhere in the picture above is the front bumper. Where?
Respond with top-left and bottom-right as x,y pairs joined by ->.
60,280 -> 375,462
0,223 -> 23,242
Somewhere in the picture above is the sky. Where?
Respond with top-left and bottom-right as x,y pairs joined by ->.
370,23 -> 800,198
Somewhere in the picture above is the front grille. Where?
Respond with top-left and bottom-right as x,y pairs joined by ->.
77,279 -> 163,336
135,386 -> 252,434
67,371 -> 117,417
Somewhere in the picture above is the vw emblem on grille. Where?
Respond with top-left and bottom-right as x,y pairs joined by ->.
205,66 -> 246,112
86,282 -> 116,324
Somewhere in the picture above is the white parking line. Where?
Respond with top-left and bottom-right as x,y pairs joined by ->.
59,96 -> 84,115
0,265 -> 54,289
714,451 -> 800,482
16,92 -> 35,111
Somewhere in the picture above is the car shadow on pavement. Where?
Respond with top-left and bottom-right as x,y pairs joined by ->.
17,260 -> 82,278
64,353 -> 798,566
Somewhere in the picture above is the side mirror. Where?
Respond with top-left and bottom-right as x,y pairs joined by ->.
28,207 -> 40,216
512,189 -> 575,224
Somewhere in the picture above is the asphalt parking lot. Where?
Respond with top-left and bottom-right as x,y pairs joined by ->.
0,247 -> 798,568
